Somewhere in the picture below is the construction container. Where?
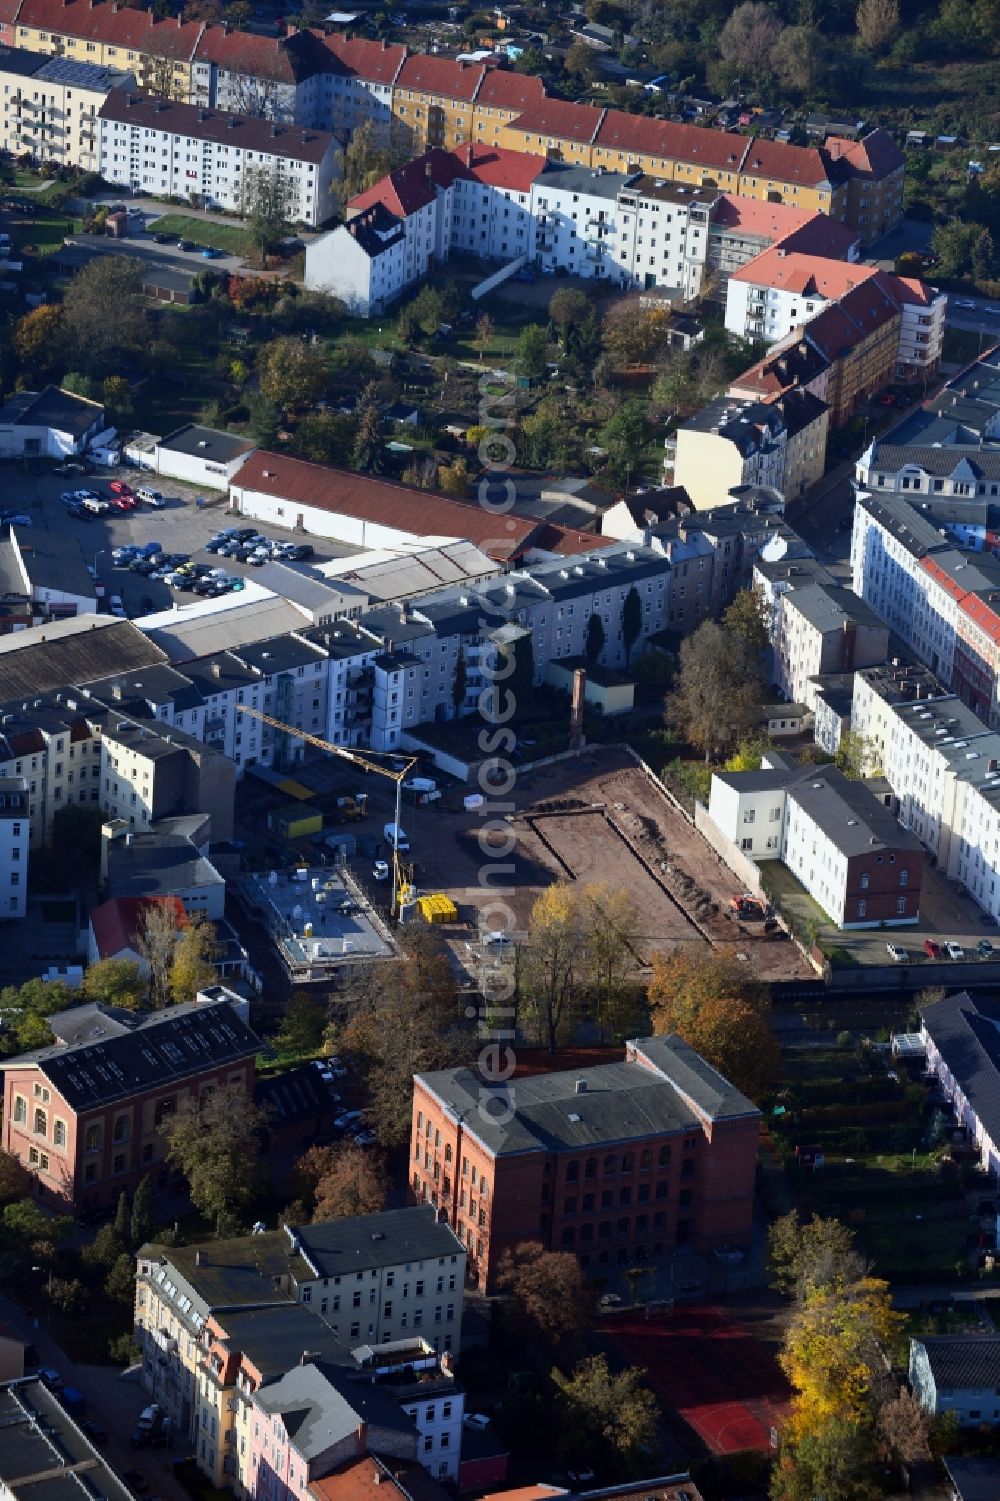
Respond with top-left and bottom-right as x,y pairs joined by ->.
269,804 -> 323,840
324,832 -> 357,857
417,893 -> 459,924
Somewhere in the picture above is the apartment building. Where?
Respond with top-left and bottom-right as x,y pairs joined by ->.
98,90 -> 340,227
856,348 -> 1000,501
824,129 -> 905,245
849,659 -> 946,774
412,1035 -> 760,1290
673,397 -> 789,508
705,193 -> 860,294
0,994 -> 259,1212
774,581 -> 889,705
0,45 -> 133,168
4,0 -> 203,99
707,762 -> 923,927
725,250 -> 946,381
0,776 -> 28,919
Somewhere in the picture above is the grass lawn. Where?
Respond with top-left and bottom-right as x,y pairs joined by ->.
146,213 -> 253,258
130,308 -> 234,432
13,211 -> 83,255
943,327 -> 988,367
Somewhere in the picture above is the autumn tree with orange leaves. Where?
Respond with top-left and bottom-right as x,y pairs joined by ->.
646,947 -> 779,1101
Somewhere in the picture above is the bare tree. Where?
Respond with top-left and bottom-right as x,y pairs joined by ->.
856,0 -> 899,51
718,2 -> 784,78
141,55 -> 184,101
224,71 -> 282,120
135,903 -> 182,1009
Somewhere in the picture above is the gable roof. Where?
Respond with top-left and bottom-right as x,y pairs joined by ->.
825,127 -> 904,180
0,998 -> 261,1110
309,31 -> 406,84
475,68 -> 545,111
914,1336 -> 1000,1391
89,894 -> 186,959
742,136 -> 832,188
731,248 -> 875,298
0,384 -> 103,437
510,98 -> 605,144
0,615 -> 166,700
232,452 -> 539,562
595,112 -> 749,172
99,90 -> 336,163
193,25 -> 326,82
921,990 -> 1000,1156
15,0 -> 204,59
395,52 -> 484,102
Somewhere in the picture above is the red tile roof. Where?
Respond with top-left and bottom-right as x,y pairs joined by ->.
99,91 -> 336,163
194,25 -> 325,83
960,592 -> 1000,646
90,895 -> 186,960
349,142 -> 545,218
475,68 -> 545,111
456,141 -> 546,191
309,30 -> 406,84
883,272 -> 938,307
310,1459 -> 451,1501
0,0 -> 21,28
713,193 -> 815,241
741,137 -> 833,187
920,555 -> 976,605
825,127 -> 905,180
16,0 -> 204,59
805,277 -> 899,358
233,452 -> 539,562
396,53 -> 484,102
731,247 -> 876,297
776,214 -> 860,260
509,98 -> 605,144
595,112 -> 750,173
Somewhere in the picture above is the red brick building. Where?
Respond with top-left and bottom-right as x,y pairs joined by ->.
0,996 -> 259,1213
411,1036 -> 760,1290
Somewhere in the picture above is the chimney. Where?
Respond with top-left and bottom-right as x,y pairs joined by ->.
196,1249 -> 205,1266
466,142 -> 473,167
211,662 -> 222,679
355,1421 -> 368,1456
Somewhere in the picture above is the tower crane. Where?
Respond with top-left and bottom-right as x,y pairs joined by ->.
235,705 -> 420,914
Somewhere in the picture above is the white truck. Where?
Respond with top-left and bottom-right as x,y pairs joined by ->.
383,822 -> 410,852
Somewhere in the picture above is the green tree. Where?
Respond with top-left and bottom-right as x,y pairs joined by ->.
160,1084 -> 268,1235
552,1355 -> 659,1475
241,163 -> 296,263
0,1150 -> 32,1207
248,394 -> 282,447
105,1252 -> 137,1305
47,1277 -> 88,1316
257,335 -> 327,413
60,256 -> 147,376
81,1223 -> 127,1271
579,883 -> 641,1043
549,288 -> 592,344
101,375 -> 133,425
130,1175 -> 153,1249
564,38 -> 600,82
930,219 -> 982,279
972,227 -> 998,282
516,323 -> 549,380
342,120 -> 396,198
585,612 -> 606,664
768,1212 -> 868,1297
410,285 -> 445,339
622,585 -> 642,668
599,399 -> 646,484
114,1188 -> 130,1239
82,958 -> 146,1012
276,991 -> 325,1059
498,1242 -> 597,1362
771,24 -> 829,96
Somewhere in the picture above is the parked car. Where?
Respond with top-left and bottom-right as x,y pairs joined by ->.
924,939 -> 942,959
201,245 -> 223,258
979,938 -> 994,959
955,299 -> 977,310
177,239 -> 197,251
946,941 -> 965,960
353,1129 -> 378,1147
122,1473 -> 150,1495
886,942 -> 907,963
334,1110 -> 363,1130
81,1419 -> 108,1445
38,1367 -> 63,1389
109,480 -> 134,495
463,1414 -> 490,1431
153,232 -> 171,244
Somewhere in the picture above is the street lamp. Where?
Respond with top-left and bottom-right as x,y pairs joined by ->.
93,547 -> 107,575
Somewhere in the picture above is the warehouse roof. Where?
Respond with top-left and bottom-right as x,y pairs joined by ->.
0,616 -> 165,700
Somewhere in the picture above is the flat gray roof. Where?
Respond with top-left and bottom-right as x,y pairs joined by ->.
158,424 -> 256,464
0,1378 -> 136,1501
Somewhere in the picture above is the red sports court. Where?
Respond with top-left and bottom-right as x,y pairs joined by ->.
604,1303 -> 790,1455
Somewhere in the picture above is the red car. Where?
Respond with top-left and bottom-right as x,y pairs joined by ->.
110,495 -> 136,512
924,938 -> 942,959
109,480 -> 134,496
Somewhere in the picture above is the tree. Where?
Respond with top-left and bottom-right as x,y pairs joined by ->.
114,1188 -> 130,1240
835,728 -> 876,779
972,227 -> 999,283
105,1252 -> 137,1305
598,400 -> 646,484
437,456 -> 469,496
498,1243 -> 597,1360
136,902 -> 183,1009
564,38 -> 600,82
452,646 -> 468,714
257,335 -> 327,414
0,1149 -> 32,1208
101,375 -> 133,425
647,947 -> 779,1100
160,1084 -> 267,1234
585,612 -> 606,664
276,991 -> 325,1059
342,120 -> 396,199
552,1356 -> 659,1475
352,395 -> 384,473
516,323 -> 549,380
60,256 -> 147,376
856,0 -> 899,50
410,285 -> 445,339
601,299 -> 669,370
930,219 -> 982,279
622,586 -> 642,669
82,958 -> 146,1012
47,1277 -> 88,1316
291,1142 -> 390,1221
768,1212 -> 868,1297
131,1175 -> 153,1249
81,1223 -> 127,1271
670,619 -> 766,761
876,1387 -> 930,1465
169,917 -> 220,1004
241,163 -> 296,262
474,312 -> 495,362
12,304 -> 64,380
770,24 -> 829,96
521,883 -> 582,1052
341,927 -> 471,1147
549,288 -> 591,344
723,587 -> 771,651
579,883 -> 641,1042
718,2 -> 784,77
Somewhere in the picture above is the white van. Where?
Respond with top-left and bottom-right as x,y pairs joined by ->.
383,823 -> 409,852
137,487 -> 164,507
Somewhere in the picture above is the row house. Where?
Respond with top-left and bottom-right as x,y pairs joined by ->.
412,1035 -> 760,1290
672,397 -> 789,509
0,44 -> 133,170
0,993 -> 259,1212
98,90 -> 340,227
4,0 -> 202,98
773,580 -> 889,706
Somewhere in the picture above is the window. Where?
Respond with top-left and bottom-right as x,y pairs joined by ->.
53,1120 -> 66,1148
34,1108 -> 46,1136
13,1095 -> 25,1124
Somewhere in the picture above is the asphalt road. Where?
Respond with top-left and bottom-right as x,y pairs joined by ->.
0,464 -> 361,622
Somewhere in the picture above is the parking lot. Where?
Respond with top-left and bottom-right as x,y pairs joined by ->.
0,461 -> 362,620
